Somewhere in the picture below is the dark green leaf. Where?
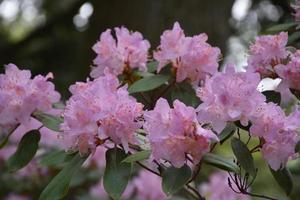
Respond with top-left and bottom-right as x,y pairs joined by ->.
104,148 -> 132,199
147,61 -> 158,73
171,82 -> 201,108
122,150 -> 151,163
266,22 -> 299,33
202,153 -> 239,173
262,90 -> 281,105
288,31 -> 300,44
270,167 -> 293,195
219,123 -> 236,144
231,138 -> 256,177
33,111 -> 63,132
162,164 -> 192,196
128,74 -> 170,94
295,141 -> 300,153
39,150 -> 68,167
7,130 -> 40,172
39,153 -> 87,200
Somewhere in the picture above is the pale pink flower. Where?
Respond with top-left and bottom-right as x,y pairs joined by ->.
132,170 -> 168,200
91,27 -> 150,78
61,71 -> 143,154
249,103 -> 300,170
200,172 -> 250,200
154,22 -> 221,85
0,64 -> 60,133
275,50 -> 300,91
247,32 -> 288,77
197,65 -> 265,133
144,98 -> 218,167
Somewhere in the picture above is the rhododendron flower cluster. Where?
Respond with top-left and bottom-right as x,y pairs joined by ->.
0,64 -> 60,133
3,17 -> 300,200
61,71 -> 143,154
91,27 -> 150,78
144,98 -> 218,167
154,22 -> 221,85
250,103 -> 300,170
247,32 -> 288,77
197,66 -> 266,133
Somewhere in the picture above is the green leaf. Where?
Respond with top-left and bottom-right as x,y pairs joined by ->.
104,148 -> 132,200
295,141 -> 300,153
231,138 -> 257,177
202,153 -> 239,173
266,22 -> 299,33
162,164 -> 192,196
122,150 -> 151,163
39,150 -> 68,167
39,153 -> 87,200
262,90 -> 281,105
33,111 -> 63,132
128,74 -> 170,94
171,82 -> 201,108
147,61 -> 158,73
219,123 -> 236,144
7,130 -> 41,172
288,31 -> 300,44
270,167 -> 293,195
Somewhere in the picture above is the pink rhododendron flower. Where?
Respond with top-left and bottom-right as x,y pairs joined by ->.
61,71 -> 143,154
275,50 -> 300,91
197,65 -> 265,133
132,170 -> 168,200
154,22 -> 221,85
144,98 -> 218,167
200,172 -> 250,200
0,64 -> 60,133
249,103 -> 300,170
91,27 -> 150,78
247,32 -> 288,77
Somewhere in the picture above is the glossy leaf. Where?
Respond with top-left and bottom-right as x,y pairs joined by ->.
162,164 -> 192,196
147,61 -> 158,72
7,130 -> 40,172
171,82 -> 201,108
39,150 -> 68,167
33,111 -> 63,132
128,74 -> 170,94
270,167 -> 293,195
219,123 -> 236,144
231,138 -> 257,177
39,153 -> 87,200
202,153 -> 239,173
103,148 -> 132,199
122,150 -> 151,163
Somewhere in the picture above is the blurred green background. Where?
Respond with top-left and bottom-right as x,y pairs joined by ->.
0,0 -> 299,199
